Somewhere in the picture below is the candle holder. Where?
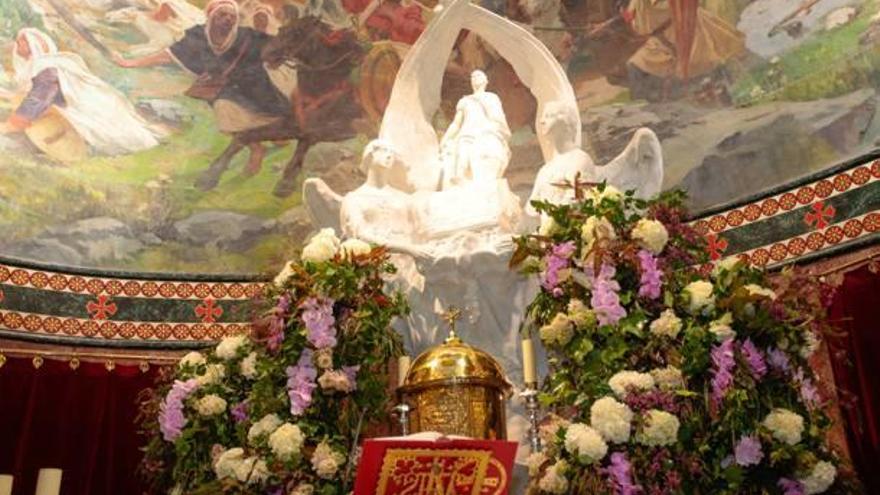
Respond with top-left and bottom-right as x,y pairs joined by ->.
392,403 -> 412,436
520,384 -> 542,453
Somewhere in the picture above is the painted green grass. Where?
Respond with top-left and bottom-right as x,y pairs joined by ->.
732,1 -> 880,105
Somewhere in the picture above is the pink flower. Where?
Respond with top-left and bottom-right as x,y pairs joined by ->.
740,339 -> 767,381
605,452 -> 642,495
637,249 -> 662,300
710,338 -> 735,408
286,349 -> 318,416
158,378 -> 200,442
542,242 -> 576,294
734,435 -> 763,466
301,297 -> 337,349
587,262 -> 626,326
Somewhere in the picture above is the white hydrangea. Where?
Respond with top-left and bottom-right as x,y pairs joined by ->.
637,409 -> 680,447
763,408 -> 804,446
651,366 -> 684,390
708,312 -> 736,341
301,228 -> 340,263
800,461 -> 837,494
580,216 -> 616,252
608,370 -> 655,398
563,423 -> 608,463
649,310 -> 683,339
247,414 -> 283,444
196,364 -> 226,386
539,216 -> 561,236
273,261 -> 295,287
311,441 -> 346,479
340,238 -> 371,258
215,334 -> 248,360
631,218 -> 669,254
539,313 -> 574,347
268,423 -> 305,460
526,452 -> 547,477
240,352 -> 258,379
178,351 -> 206,369
801,330 -> 821,359
567,299 -> 596,329
195,394 -> 227,416
538,459 -> 569,494
745,284 -> 777,300
590,396 -> 634,443
683,280 -> 716,314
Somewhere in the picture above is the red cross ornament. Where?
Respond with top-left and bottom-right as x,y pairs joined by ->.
195,298 -> 223,323
86,295 -> 117,320
705,234 -> 729,261
804,201 -> 836,230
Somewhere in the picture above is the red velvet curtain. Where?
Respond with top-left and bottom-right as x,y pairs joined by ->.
827,266 -> 880,493
0,357 -> 160,495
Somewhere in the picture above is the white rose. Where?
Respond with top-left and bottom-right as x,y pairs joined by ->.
196,364 -> 226,386
195,394 -> 227,416
608,370 -> 655,398
240,352 -> 258,379
268,423 -> 305,460
590,396 -> 633,444
683,280 -> 716,314
708,312 -> 736,341
340,238 -> 371,258
649,309 -> 682,339
526,452 -> 547,477
567,299 -> 596,329
273,261 -> 295,287
539,313 -> 574,347
563,423 -> 608,463
637,409 -> 680,447
311,442 -> 346,479
631,219 -> 669,254
580,216 -> 616,252
651,366 -> 684,390
745,284 -> 777,300
215,334 -> 248,360
538,459 -> 569,494
313,228 -> 341,248
539,216 -> 561,236
247,413 -> 283,444
762,408 -> 804,446
178,351 -> 206,369
301,236 -> 338,263
800,461 -> 837,494
214,448 -> 245,480
712,256 -> 741,278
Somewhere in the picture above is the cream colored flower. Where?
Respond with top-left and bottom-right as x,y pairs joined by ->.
178,351 -> 206,369
590,396 -> 633,444
538,414 -> 570,449
683,280 -> 716,314
539,216 -> 561,236
745,284 -> 777,300
214,447 -> 245,480
273,261 -> 295,287
608,370 -> 655,398
268,423 -> 305,460
315,348 -> 334,370
247,414 -> 283,444
301,228 -> 340,263
651,366 -> 684,390
631,219 -> 669,254
526,452 -> 547,477
195,394 -> 227,416
196,364 -> 226,386
590,185 -> 623,203
290,484 -> 315,495
712,256 -> 741,278
248,458 -> 270,484
564,423 -> 608,463
637,409 -> 680,447
800,461 -> 837,494
763,408 -> 804,446
318,369 -> 356,393
567,299 -> 597,329
240,352 -> 258,379
580,216 -> 616,252
538,459 -> 569,494
311,441 -> 346,479
215,334 -> 248,360
649,309 -> 683,339
340,238 -> 371,258
801,330 -> 821,359
539,313 -> 574,347
708,312 -> 736,341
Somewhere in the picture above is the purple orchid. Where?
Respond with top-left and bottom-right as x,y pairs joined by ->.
587,262 -> 627,326
740,339 -> 767,381
301,297 -> 337,349
286,349 -> 318,416
158,378 -> 200,442
541,241 -> 576,294
637,249 -> 662,300
710,338 -> 735,408
734,435 -> 763,466
605,452 -> 642,495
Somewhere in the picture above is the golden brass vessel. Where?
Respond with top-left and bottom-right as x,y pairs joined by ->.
398,328 -> 512,440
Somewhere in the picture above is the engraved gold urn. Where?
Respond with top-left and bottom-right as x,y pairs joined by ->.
398,330 -> 512,440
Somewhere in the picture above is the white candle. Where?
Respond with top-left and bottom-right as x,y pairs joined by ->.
35,469 -> 62,495
397,355 -> 411,387
522,337 -> 537,386
0,475 -> 12,495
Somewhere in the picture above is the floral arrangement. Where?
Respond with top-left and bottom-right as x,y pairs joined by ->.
513,186 -> 851,494
139,229 -> 408,494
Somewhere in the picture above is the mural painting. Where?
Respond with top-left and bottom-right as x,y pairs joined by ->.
0,0 -> 878,274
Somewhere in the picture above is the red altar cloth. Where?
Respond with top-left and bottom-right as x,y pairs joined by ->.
354,436 -> 517,494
